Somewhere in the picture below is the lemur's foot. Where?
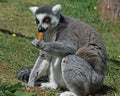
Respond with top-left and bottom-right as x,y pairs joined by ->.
27,81 -> 35,87
41,82 -> 58,89
57,91 -> 78,96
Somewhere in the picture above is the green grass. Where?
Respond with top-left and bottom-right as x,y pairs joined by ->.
0,81 -> 36,96
0,0 -> 120,96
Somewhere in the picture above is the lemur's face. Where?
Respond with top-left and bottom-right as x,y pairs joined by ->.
35,13 -> 59,32
29,4 -> 61,32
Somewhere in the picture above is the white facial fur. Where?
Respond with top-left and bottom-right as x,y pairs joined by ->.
36,13 -> 49,30
36,13 -> 59,31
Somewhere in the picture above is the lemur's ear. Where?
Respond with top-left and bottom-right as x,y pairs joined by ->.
29,6 -> 38,14
52,4 -> 61,15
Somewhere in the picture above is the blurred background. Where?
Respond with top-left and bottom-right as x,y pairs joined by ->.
0,0 -> 120,96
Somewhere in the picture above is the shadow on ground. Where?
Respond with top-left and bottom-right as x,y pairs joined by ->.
93,85 -> 117,96
0,0 -> 7,3
0,29 -> 34,40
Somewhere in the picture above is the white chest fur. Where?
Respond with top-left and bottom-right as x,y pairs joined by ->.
50,57 -> 66,88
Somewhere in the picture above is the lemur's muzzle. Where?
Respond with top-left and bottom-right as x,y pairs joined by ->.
38,27 -> 47,32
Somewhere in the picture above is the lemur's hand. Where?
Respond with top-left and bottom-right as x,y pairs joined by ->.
31,39 -> 39,47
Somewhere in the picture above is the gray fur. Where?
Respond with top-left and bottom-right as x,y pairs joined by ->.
28,4 -> 106,96
35,6 -> 53,15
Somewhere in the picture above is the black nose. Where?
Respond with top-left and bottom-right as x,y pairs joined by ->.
38,28 -> 46,32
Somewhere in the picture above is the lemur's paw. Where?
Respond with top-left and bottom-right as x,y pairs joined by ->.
26,81 -> 35,88
31,39 -> 39,47
57,91 -> 78,96
41,82 -> 58,89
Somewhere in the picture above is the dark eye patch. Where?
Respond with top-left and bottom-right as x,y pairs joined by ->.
43,16 -> 51,23
35,18 -> 39,24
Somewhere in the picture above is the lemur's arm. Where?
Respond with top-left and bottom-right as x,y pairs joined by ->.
32,39 -> 76,57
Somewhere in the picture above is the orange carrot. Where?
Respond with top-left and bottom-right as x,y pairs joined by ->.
38,32 -> 43,41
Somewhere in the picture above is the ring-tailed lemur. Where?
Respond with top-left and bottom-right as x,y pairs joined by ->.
23,4 -> 107,96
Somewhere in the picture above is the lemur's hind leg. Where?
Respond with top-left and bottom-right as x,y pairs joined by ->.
61,55 -> 93,96
27,55 -> 49,87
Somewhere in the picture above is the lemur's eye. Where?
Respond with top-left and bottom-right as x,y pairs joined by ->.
35,18 -> 39,24
43,16 -> 51,23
